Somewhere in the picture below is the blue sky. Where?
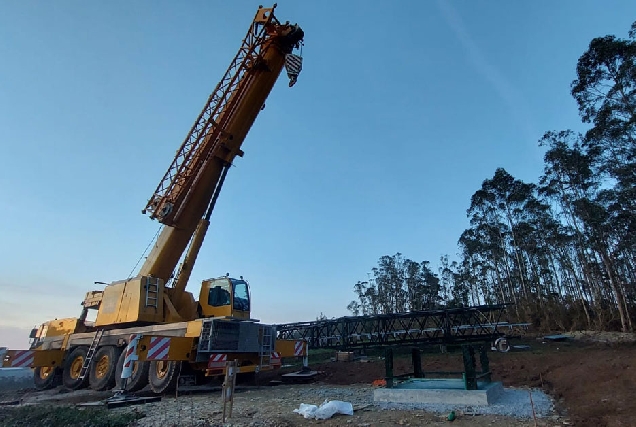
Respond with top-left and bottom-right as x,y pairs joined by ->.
1,1 -> 635,348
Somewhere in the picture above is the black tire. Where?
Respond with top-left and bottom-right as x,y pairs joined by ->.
89,346 -> 122,391
62,347 -> 89,390
114,349 -> 150,392
33,367 -> 60,390
237,371 -> 256,385
148,360 -> 180,394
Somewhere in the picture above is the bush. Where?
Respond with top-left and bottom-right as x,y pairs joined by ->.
0,405 -> 144,427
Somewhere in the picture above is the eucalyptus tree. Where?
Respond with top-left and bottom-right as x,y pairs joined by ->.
571,21 -> 636,172
539,131 -> 632,331
347,253 -> 441,315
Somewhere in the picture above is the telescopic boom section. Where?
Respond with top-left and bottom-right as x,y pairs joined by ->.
139,5 -> 303,282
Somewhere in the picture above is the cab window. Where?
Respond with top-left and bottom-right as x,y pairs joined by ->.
208,282 -> 231,307
231,279 -> 250,311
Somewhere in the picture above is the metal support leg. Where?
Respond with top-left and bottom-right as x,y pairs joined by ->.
479,343 -> 491,383
412,348 -> 423,378
462,344 -> 477,390
384,347 -> 394,388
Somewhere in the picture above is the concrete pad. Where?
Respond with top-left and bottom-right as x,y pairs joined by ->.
373,379 -> 503,406
0,368 -> 34,392
281,370 -> 319,383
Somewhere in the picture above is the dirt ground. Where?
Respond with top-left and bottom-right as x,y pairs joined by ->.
115,384 -> 557,427
298,336 -> 636,427
2,383 -> 559,427
0,334 -> 634,427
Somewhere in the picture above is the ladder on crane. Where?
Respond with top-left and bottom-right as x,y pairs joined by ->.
145,278 -> 159,309
259,326 -> 273,369
78,329 -> 104,380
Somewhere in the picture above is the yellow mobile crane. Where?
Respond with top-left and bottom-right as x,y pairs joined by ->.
4,5 -> 306,394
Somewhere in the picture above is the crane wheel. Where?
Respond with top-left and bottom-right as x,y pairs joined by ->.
114,349 -> 149,392
89,346 -> 122,391
62,347 -> 90,390
33,367 -> 61,390
148,360 -> 180,394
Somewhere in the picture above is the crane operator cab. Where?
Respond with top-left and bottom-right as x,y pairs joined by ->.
198,276 -> 251,320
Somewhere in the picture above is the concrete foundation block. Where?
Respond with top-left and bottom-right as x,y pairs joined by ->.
373,379 -> 504,406
0,368 -> 34,392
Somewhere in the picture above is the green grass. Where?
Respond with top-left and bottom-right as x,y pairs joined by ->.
0,405 -> 144,427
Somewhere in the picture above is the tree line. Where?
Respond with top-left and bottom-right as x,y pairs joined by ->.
348,21 -> 636,332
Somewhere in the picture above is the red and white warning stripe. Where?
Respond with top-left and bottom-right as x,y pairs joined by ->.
146,337 -> 171,361
294,341 -> 304,356
10,350 -> 34,368
270,352 -> 281,366
121,334 -> 141,379
207,353 -> 227,369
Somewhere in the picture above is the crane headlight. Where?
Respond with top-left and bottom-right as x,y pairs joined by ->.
161,202 -> 174,218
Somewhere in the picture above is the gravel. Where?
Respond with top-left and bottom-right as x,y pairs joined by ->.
376,387 -> 554,419
115,384 -> 554,426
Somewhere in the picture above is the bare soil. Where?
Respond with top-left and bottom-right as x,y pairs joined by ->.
281,338 -> 636,427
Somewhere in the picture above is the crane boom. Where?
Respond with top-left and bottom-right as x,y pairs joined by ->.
138,5 -> 303,285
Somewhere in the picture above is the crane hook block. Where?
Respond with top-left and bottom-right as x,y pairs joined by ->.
285,53 -> 302,87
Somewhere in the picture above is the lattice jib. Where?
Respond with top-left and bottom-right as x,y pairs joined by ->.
142,6 -> 277,224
